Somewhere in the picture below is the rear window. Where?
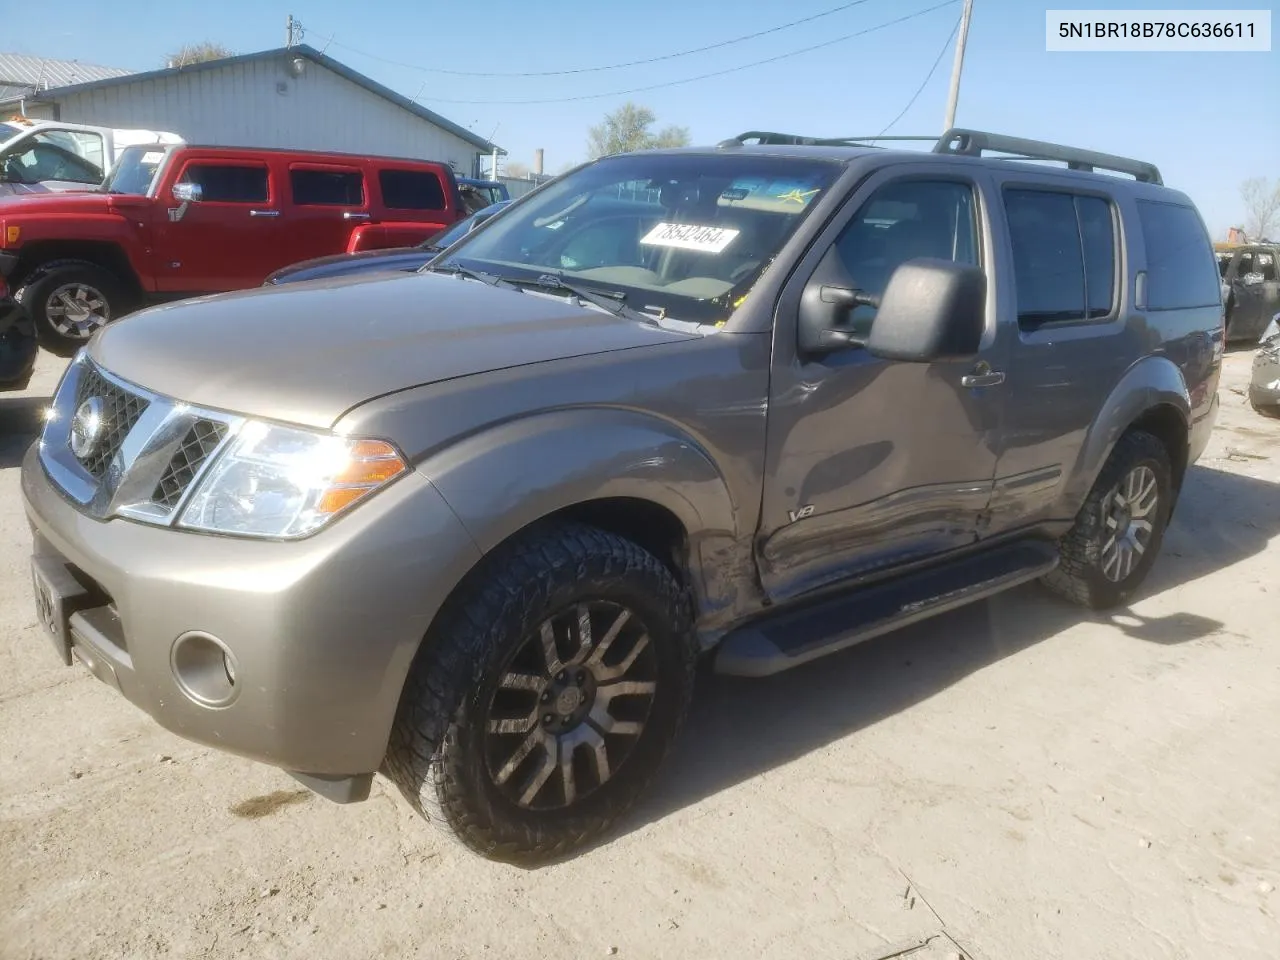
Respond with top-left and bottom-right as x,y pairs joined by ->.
380,169 -> 445,210
1136,200 -> 1220,310
179,164 -> 268,203
291,168 -> 364,206
1004,188 -> 1117,328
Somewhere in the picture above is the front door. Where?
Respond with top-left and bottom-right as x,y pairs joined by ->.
153,156 -> 281,292
757,166 -> 1006,603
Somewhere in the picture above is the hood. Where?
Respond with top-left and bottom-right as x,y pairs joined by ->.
266,246 -> 426,285
0,190 -> 135,216
90,271 -> 696,428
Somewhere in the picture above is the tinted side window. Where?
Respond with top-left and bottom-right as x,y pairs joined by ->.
380,169 -> 445,210
1005,190 -> 1085,326
180,164 -> 268,203
1078,196 -> 1116,318
832,179 -> 979,333
291,168 -> 364,206
1136,200 -> 1220,310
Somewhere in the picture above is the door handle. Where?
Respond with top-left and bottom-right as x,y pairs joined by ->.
249,209 -> 280,218
343,211 -> 371,220
961,361 -> 1005,388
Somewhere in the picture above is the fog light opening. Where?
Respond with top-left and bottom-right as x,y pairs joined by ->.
171,631 -> 241,707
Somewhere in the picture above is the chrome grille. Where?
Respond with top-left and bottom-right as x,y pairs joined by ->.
151,420 -> 228,509
39,354 -> 242,525
72,364 -> 150,478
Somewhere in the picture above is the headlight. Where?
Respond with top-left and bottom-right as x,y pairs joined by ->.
179,421 -> 407,539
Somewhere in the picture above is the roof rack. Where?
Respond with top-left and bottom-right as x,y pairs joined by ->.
935,128 -> 1162,184
722,131 -> 937,147
722,127 -> 1163,185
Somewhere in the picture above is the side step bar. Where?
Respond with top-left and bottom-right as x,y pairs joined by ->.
713,540 -> 1059,677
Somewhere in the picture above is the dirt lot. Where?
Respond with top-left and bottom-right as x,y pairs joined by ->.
1,348 -> 1277,960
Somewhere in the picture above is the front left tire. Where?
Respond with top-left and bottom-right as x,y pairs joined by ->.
384,522 -> 696,865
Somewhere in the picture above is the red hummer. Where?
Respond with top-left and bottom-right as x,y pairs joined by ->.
0,143 -> 468,352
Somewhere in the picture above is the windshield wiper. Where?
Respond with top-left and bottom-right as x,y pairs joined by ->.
515,273 -> 660,326
427,263 -> 516,288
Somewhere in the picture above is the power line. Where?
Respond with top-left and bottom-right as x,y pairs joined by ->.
321,0 -> 880,79
871,13 -> 962,140
419,1 -> 961,106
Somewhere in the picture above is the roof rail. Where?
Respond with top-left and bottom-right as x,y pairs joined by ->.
722,131 -> 936,148
935,128 -> 1162,184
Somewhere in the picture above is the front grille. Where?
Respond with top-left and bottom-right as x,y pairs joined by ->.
73,365 -> 150,479
151,420 -> 228,509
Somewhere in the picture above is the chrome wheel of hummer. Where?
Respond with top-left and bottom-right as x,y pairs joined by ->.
485,601 -> 657,810
1100,465 -> 1159,582
45,282 -> 111,339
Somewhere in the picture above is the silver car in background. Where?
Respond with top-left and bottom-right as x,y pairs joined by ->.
1250,313 -> 1280,418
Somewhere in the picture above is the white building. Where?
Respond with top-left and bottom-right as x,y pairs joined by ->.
0,44 -> 502,178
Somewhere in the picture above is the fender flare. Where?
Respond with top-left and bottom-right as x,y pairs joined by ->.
1060,354 -> 1191,509
418,406 -> 747,625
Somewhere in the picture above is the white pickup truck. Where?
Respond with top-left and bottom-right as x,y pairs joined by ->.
0,118 -> 182,197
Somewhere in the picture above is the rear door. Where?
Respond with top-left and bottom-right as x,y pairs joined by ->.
285,162 -> 369,261
153,155 -> 280,292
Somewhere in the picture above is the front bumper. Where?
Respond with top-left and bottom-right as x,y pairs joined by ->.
21,441 -> 481,778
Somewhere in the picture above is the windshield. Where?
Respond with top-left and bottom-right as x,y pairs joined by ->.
103,144 -> 172,195
439,152 -> 840,325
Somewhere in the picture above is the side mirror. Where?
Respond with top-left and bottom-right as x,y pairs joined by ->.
467,208 -> 497,233
171,182 -> 203,204
864,259 -> 987,362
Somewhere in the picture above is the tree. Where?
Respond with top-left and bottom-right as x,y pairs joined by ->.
1241,177 -> 1280,241
586,102 -> 691,159
164,42 -> 233,68
505,161 -> 531,179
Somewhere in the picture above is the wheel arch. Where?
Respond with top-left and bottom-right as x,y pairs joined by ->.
14,243 -> 143,298
417,406 -> 757,636
1060,354 -> 1192,515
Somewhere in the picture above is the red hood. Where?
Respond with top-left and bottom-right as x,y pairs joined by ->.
0,191 -> 146,217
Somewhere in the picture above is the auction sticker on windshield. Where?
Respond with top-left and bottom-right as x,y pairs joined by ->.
641,223 -> 740,254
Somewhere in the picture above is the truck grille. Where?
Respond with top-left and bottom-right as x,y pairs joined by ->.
72,364 -> 150,478
151,420 -> 229,509
39,355 -> 242,526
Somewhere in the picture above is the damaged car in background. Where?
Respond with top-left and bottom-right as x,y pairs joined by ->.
1250,313 -> 1280,418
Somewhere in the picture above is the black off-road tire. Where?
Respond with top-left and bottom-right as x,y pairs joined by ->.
19,260 -> 132,356
384,522 -> 696,865
1041,430 -> 1174,610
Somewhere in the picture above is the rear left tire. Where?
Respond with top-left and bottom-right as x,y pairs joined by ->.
1041,429 -> 1174,610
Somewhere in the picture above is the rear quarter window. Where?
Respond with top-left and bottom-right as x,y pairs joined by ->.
380,169 -> 446,211
1136,200 -> 1220,310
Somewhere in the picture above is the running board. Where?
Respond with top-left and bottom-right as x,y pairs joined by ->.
713,540 -> 1059,677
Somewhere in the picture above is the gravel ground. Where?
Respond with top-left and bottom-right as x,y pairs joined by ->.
1,347 -> 1277,960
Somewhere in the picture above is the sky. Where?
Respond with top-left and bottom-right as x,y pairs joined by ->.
10,0 -> 1278,237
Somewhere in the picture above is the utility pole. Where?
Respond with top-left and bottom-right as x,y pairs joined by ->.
943,0 -> 974,132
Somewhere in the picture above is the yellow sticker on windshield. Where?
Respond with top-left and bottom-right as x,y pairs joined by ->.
777,188 -> 820,205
